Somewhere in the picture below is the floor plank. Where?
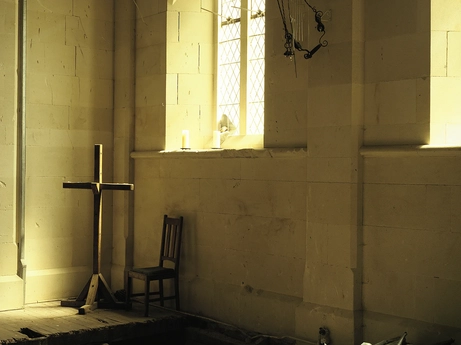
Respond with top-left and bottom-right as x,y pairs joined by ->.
0,300 -> 186,344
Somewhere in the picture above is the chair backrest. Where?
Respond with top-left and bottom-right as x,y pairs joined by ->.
159,214 -> 184,270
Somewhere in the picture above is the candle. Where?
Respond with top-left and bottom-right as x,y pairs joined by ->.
213,131 -> 220,149
181,130 -> 190,149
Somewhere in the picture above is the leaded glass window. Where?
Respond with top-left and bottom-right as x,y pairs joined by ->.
217,0 -> 265,136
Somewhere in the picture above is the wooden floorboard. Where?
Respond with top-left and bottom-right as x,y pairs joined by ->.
0,300 -> 187,344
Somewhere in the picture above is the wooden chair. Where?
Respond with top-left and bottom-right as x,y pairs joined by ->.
126,214 -> 184,316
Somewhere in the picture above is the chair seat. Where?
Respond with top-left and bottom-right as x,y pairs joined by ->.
129,266 -> 175,280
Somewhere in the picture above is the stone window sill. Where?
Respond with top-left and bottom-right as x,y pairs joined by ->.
131,147 -> 307,159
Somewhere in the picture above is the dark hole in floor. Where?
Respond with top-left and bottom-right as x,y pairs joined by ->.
19,327 -> 45,339
104,319 -> 295,345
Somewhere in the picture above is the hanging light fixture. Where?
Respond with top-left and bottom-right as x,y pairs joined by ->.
276,0 -> 328,60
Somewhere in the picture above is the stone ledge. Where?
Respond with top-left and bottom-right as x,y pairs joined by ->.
131,148 -> 307,159
360,145 -> 461,157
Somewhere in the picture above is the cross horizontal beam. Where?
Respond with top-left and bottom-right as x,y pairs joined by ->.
63,182 -> 134,191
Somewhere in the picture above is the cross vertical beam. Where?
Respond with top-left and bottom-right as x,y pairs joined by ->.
61,144 -> 134,314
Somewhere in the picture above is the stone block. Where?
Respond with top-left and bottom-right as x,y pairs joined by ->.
363,183 -> 426,229
0,208 -> 14,239
0,148 -> 14,175
431,0 -> 461,31
0,276 -> 23,311
363,123 -> 430,146
365,34 -> 429,83
308,183 -> 353,225
28,12 -> 66,45
69,107 -> 113,132
307,41 -> 353,87
308,85 -> 353,128
26,237 -> 75,270
27,72 -> 53,105
27,104 -> 69,130
295,302 -> 358,345
236,287 -> 299,337
177,73 -> 213,105
26,267 -> 91,303
431,31 -> 447,77
167,42 -> 199,74
307,157 -> 352,183
303,264 -> 357,310
308,125 -> 353,158
168,0 -> 201,12
198,43 -> 214,74
78,78 -> 113,108
364,79 -> 418,126
241,156 -> 307,182
431,77 -> 461,119
73,0 -> 114,21
136,44 -> 166,77
447,32 -> 461,76
433,278 -> 461,327
65,15 -> 113,51
364,154 -> 461,186
76,47 -> 113,79
167,10 -> 179,43
136,75 -> 166,107
27,147 -> 74,176
136,12 -> 166,48
0,242 -> 17,275
179,11 -> 213,44
27,0 -> 72,15
135,0 -> 160,19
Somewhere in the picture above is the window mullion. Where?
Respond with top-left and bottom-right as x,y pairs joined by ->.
240,0 -> 249,135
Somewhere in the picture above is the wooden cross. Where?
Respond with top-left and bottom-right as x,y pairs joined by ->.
61,144 -> 134,315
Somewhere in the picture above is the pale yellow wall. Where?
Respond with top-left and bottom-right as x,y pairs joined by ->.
132,150 -> 307,337
301,0 -> 364,343
165,1 -> 215,150
430,1 -> 461,145
265,1 -> 308,148
364,0 -> 431,145
362,148 -> 461,344
0,0 -> 460,344
24,0 -> 115,302
129,0 -> 461,344
134,0 -> 167,150
0,0 -> 23,310
111,0 -> 136,292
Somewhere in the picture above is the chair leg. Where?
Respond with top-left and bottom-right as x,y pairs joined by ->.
174,277 -> 180,311
159,279 -> 164,307
144,279 -> 150,317
125,274 -> 132,310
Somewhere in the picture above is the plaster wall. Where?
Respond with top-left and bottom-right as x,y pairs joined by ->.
165,1 -> 215,150
24,0 -> 115,303
132,150 -> 307,337
430,1 -> 461,145
363,0 -> 431,145
301,0 -> 365,342
0,0 -> 23,310
362,148 -> 461,344
0,0 -> 459,344
134,0 -> 167,151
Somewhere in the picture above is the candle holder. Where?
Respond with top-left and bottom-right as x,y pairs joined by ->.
181,130 -> 190,150
212,131 -> 221,149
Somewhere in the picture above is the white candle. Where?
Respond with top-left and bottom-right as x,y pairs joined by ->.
181,130 -> 190,148
213,131 -> 220,148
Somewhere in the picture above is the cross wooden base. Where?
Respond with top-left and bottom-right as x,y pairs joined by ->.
61,144 -> 134,315
61,273 -> 126,314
